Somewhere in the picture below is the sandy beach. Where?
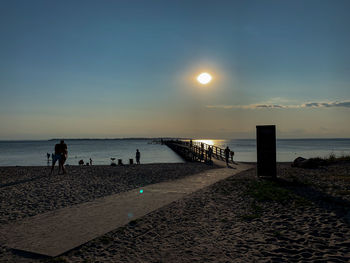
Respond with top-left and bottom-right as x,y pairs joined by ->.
0,163 -> 217,225
1,162 -> 350,262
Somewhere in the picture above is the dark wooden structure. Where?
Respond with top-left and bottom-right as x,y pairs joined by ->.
163,139 -> 234,164
256,125 -> 276,178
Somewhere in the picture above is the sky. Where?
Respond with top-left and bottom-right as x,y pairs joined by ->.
0,0 -> 349,139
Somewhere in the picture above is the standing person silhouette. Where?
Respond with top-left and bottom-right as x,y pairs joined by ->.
230,150 -> 235,163
59,140 -> 68,174
208,146 -> 213,161
50,142 -> 62,174
136,149 -> 141,164
46,152 -> 50,166
224,146 -> 230,167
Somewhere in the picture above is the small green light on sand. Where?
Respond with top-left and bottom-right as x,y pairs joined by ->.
140,189 -> 143,194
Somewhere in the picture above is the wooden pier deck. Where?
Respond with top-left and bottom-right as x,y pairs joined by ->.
163,140 -> 235,164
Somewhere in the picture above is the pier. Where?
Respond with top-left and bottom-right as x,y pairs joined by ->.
163,140 -> 234,164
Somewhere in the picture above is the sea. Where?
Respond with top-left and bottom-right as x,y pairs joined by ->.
0,139 -> 349,166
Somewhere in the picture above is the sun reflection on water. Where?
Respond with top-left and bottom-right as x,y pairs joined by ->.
193,139 -> 226,146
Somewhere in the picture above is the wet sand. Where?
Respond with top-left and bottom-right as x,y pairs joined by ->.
1,162 -> 350,262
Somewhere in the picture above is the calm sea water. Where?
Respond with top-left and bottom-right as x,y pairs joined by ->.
0,139 -> 349,166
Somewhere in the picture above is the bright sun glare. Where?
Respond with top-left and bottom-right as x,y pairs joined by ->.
197,72 -> 212,85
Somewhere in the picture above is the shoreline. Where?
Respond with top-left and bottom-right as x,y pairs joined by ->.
1,138 -> 349,167
0,161 -> 292,168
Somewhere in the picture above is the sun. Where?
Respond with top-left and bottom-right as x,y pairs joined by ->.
197,72 -> 212,85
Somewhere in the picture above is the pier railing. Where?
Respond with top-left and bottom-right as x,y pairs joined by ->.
163,139 -> 234,164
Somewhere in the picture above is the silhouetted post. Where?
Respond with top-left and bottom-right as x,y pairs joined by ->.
256,125 -> 276,178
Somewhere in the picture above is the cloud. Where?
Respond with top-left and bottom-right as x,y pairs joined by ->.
206,100 -> 350,110
302,101 -> 350,108
255,104 -> 285,109
206,104 -> 288,109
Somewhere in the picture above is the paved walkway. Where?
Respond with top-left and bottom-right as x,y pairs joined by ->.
0,162 -> 252,257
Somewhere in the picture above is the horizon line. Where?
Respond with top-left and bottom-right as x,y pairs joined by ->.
1,137 -> 350,142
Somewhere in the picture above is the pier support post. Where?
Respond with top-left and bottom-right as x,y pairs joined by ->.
256,125 -> 276,178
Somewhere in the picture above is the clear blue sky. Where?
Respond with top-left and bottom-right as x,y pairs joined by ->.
1,0 -> 349,139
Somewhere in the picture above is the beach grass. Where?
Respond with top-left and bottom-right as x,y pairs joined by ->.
247,180 -> 291,203
314,154 -> 350,165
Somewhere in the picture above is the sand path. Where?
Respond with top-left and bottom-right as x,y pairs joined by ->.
0,162 -> 252,257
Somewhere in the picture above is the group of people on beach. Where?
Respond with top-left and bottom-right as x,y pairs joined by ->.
49,140 -> 141,172
50,140 -> 68,175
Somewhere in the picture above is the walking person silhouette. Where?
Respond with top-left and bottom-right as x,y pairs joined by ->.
136,149 -> 141,164
224,146 -> 230,167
